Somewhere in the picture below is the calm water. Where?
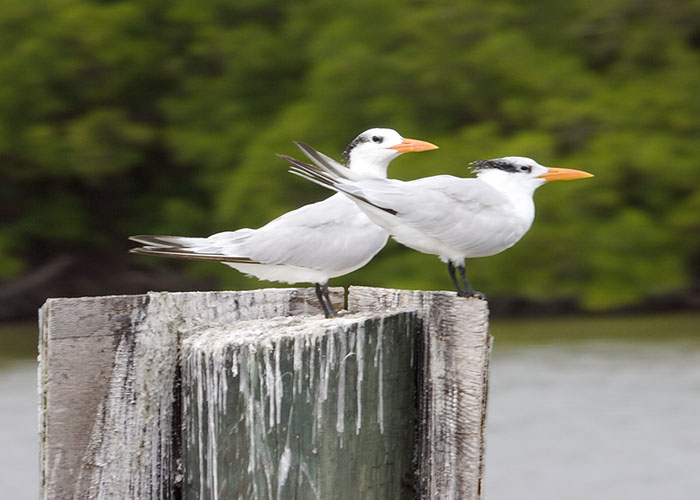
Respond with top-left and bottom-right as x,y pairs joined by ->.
1,314 -> 699,499
484,341 -> 700,500
0,362 -> 38,500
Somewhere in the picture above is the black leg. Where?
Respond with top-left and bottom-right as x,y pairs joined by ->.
321,282 -> 338,317
447,261 -> 467,296
315,283 -> 332,317
457,263 -> 486,300
448,261 -> 486,300
315,282 -> 337,318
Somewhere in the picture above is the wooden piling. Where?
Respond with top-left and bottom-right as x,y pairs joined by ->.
348,286 -> 491,500
38,288 -> 343,500
38,287 -> 490,500
181,312 -> 417,499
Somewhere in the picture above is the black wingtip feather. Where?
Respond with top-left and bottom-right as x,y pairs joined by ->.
294,142 -> 346,173
284,151 -> 398,216
129,245 -> 261,264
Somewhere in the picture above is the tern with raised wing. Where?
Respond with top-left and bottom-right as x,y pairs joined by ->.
130,128 -> 438,317
286,152 -> 592,299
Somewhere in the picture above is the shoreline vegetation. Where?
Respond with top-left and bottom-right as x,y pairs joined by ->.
3,0 -> 700,321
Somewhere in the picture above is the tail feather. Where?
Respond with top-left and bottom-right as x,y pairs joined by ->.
129,246 -> 259,264
129,235 -> 207,248
129,233 -> 259,263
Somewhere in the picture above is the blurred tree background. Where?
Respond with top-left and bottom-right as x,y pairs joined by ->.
2,0 -> 700,318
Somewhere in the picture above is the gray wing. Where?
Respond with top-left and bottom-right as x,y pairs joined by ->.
342,175 -> 519,252
130,195 -> 387,271
232,194 -> 388,272
293,142 -> 366,181
295,142 -> 345,174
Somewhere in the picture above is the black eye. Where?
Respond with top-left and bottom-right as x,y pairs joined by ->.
372,135 -> 383,143
520,165 -> 532,173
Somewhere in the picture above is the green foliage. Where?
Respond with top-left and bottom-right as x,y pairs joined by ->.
2,0 -> 700,309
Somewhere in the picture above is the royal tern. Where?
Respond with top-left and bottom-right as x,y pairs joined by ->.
286,152 -> 592,299
130,128 -> 438,317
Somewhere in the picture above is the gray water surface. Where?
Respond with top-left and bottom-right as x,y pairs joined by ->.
2,338 -> 699,499
0,362 -> 38,500
485,341 -> 700,500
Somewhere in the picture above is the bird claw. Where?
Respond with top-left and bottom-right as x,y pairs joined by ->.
322,308 -> 349,318
457,290 -> 486,300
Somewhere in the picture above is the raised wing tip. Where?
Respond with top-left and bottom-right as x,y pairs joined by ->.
280,154 -> 316,170
294,142 -> 316,154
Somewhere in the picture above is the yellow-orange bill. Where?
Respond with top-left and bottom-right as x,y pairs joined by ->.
538,167 -> 594,182
389,138 -> 439,153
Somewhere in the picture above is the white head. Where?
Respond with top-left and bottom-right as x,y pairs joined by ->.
471,156 -> 593,195
343,128 -> 438,177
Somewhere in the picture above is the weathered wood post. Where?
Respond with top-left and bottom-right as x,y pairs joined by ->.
181,312 -> 417,499
39,289 -> 343,499
348,287 -> 491,499
38,287 -> 490,500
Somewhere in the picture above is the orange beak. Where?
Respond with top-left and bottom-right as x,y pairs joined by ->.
538,167 -> 594,182
389,138 -> 439,153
